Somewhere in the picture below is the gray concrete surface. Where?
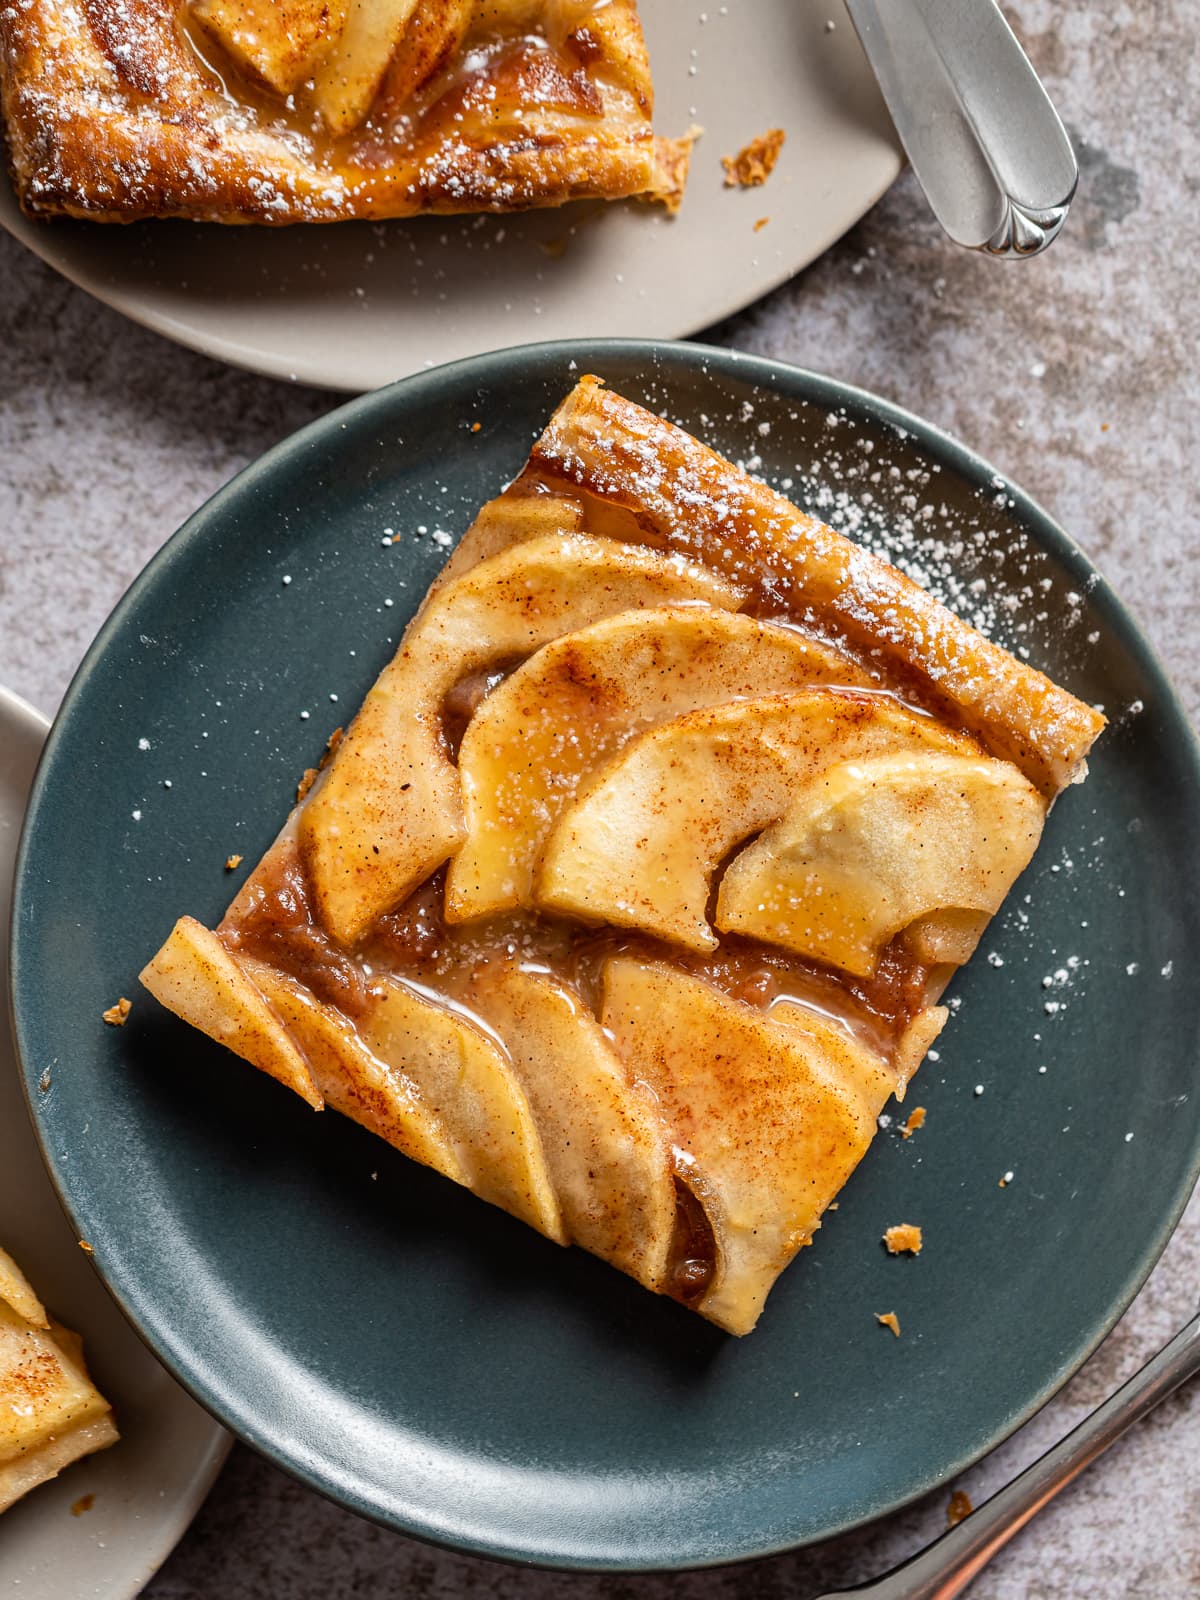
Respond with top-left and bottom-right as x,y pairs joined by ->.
1,0 -> 1197,1595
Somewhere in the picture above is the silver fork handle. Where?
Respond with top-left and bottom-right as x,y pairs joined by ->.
847,1311 -> 1200,1600
844,0 -> 1078,256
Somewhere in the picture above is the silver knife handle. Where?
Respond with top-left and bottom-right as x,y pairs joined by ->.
844,0 -> 1078,257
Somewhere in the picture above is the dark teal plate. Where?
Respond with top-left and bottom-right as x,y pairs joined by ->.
12,341 -> 1200,1570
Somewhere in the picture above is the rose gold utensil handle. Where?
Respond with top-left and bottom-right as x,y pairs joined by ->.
823,1310 -> 1200,1600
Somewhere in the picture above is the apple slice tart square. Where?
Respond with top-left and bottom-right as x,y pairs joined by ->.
0,1248 -> 119,1514
0,0 -> 693,223
141,378 -> 1104,1335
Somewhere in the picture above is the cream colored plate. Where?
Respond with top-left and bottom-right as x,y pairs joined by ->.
0,687 -> 229,1600
0,0 -> 900,391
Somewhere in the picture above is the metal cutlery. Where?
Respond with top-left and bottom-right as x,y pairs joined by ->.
843,0 -> 1078,256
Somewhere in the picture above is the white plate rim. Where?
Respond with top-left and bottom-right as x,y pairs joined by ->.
0,683 -> 232,1600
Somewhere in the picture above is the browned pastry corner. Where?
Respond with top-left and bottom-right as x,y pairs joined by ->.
0,0 -> 691,222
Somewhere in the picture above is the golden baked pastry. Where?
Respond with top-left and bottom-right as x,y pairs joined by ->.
0,0 -> 690,222
141,378 -> 1105,1335
0,1245 -> 118,1512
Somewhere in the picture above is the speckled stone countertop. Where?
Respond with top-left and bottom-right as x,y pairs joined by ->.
1,2 -> 1197,1596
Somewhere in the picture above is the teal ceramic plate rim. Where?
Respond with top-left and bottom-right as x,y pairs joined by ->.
11,338 -> 1200,1571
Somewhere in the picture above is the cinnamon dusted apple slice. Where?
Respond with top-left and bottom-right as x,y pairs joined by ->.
301,534 -> 742,945
601,959 -> 894,1335
0,1248 -> 47,1330
447,610 -> 868,922
716,752 -> 1047,976
537,689 -> 977,952
0,1251 -> 119,1513
433,492 -> 585,591
309,0 -> 422,134
468,964 -> 675,1290
768,1000 -> 905,1103
141,916 -> 322,1110
359,977 -> 565,1242
374,0 -> 475,118
192,0 -> 348,96
236,959 -> 465,1185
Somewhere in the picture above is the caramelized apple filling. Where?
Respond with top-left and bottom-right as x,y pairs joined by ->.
666,1177 -> 717,1307
143,378 -> 1105,1335
181,0 -> 643,151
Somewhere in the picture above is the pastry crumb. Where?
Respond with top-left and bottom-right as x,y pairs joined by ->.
78,1240 -> 93,1255
101,997 -> 131,1027
224,853 -> 243,871
883,1223 -> 923,1255
296,767 -> 319,803
998,1169 -> 1014,1188
947,1488 -> 973,1526
471,421 -> 482,433
723,128 -> 785,188
753,215 -> 770,232
875,1311 -> 901,1337
71,1493 -> 96,1516
899,1106 -> 927,1139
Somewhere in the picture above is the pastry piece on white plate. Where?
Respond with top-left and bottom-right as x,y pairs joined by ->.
0,1246 -> 119,1514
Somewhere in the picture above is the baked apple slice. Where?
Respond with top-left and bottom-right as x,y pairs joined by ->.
432,493 -> 585,590
468,964 -> 675,1289
0,1252 -> 118,1513
237,959 -> 465,1184
142,916 -> 322,1109
374,0 -> 475,118
537,689 -> 977,951
716,751 -> 1046,976
0,1247 -> 47,1329
360,976 -> 564,1241
601,959 -> 894,1335
448,609 -> 868,922
192,0 -> 348,95
309,0 -> 422,133
301,533 -> 742,945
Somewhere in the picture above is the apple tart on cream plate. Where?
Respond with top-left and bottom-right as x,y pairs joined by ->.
0,0 -> 690,223
141,377 -> 1104,1337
